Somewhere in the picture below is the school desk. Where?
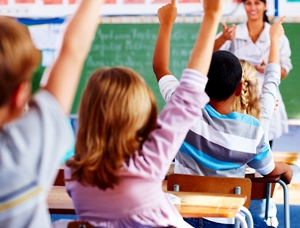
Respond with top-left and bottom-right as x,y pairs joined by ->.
272,151 -> 300,166
47,185 -> 247,219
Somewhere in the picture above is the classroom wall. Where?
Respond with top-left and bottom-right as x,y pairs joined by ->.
32,22 -> 300,118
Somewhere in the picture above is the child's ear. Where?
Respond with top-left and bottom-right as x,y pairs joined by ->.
12,82 -> 31,109
235,82 -> 243,97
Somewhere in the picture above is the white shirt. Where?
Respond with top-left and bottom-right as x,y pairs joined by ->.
218,22 -> 292,140
0,91 -> 73,228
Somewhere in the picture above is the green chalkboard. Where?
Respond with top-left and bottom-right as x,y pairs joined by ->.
32,23 -> 300,118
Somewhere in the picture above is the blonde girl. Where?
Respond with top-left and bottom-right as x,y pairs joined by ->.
230,60 -> 261,121
64,0 -> 224,227
230,17 -> 287,226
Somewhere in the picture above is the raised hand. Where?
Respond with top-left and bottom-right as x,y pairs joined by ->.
157,0 -> 177,26
221,22 -> 236,41
203,0 -> 223,16
187,0 -> 223,74
268,16 -> 286,65
270,16 -> 286,39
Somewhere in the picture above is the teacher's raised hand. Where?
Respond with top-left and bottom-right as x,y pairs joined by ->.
221,22 -> 236,41
270,16 -> 286,39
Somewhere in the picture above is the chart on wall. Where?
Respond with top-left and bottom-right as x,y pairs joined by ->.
0,0 -> 267,18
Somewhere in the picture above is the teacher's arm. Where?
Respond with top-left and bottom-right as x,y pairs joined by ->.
213,22 -> 236,52
281,67 -> 287,79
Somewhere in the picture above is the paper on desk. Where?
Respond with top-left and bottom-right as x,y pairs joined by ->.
165,193 -> 181,205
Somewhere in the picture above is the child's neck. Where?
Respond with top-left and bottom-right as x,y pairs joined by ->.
208,99 -> 232,115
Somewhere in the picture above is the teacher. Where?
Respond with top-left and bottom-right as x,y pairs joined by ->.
213,0 -> 293,147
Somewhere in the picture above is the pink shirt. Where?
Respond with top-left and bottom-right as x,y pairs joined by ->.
65,69 -> 209,228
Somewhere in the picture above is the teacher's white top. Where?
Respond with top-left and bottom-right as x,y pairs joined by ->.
218,22 -> 293,140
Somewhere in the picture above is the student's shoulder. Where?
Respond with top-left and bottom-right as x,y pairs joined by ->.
229,111 -> 261,127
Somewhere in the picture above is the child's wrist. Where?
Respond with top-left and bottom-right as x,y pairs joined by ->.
203,13 -> 222,22
160,22 -> 174,30
270,36 -> 280,42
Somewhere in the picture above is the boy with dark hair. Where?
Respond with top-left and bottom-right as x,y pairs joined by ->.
205,50 -> 243,101
153,9 -> 292,227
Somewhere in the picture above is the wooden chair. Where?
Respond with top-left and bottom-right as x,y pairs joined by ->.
249,175 -> 290,228
167,174 -> 253,228
167,174 -> 252,209
67,221 -> 95,228
249,151 -> 300,228
54,168 -> 65,186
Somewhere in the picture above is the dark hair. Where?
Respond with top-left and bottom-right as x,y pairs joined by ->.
205,51 -> 242,101
242,0 -> 269,23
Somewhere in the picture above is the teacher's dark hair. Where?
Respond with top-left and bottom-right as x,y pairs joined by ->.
242,0 -> 269,23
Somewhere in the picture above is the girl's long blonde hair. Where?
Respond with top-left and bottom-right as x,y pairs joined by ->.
66,67 -> 158,190
230,60 -> 261,121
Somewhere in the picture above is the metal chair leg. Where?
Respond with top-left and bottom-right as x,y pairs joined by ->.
278,180 -> 290,228
235,212 -> 249,228
265,183 -> 271,221
240,206 -> 254,228
234,186 -> 241,228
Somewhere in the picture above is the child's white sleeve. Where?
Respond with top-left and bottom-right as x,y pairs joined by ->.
260,63 -> 281,138
158,75 -> 180,102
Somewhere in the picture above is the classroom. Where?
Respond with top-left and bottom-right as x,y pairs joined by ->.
0,0 -> 300,228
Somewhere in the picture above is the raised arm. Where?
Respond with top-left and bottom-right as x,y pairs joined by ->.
213,22 -> 236,52
187,0 -> 223,75
268,16 -> 286,65
43,0 -> 104,114
262,16 -> 293,185
260,16 -> 286,136
152,0 -> 177,82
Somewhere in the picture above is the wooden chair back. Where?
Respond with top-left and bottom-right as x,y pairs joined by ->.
167,174 -> 252,208
54,168 -> 65,186
249,176 -> 280,200
67,221 -> 96,228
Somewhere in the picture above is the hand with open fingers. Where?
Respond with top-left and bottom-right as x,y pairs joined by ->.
254,60 -> 266,74
202,0 -> 223,16
270,16 -> 286,39
221,22 -> 236,41
157,0 -> 177,26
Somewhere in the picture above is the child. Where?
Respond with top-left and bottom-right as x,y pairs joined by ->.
0,0 -> 104,227
64,0 -> 223,227
231,17 -> 288,227
153,11 -> 292,227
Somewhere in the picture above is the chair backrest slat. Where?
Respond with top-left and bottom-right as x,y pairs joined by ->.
167,174 -> 252,208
